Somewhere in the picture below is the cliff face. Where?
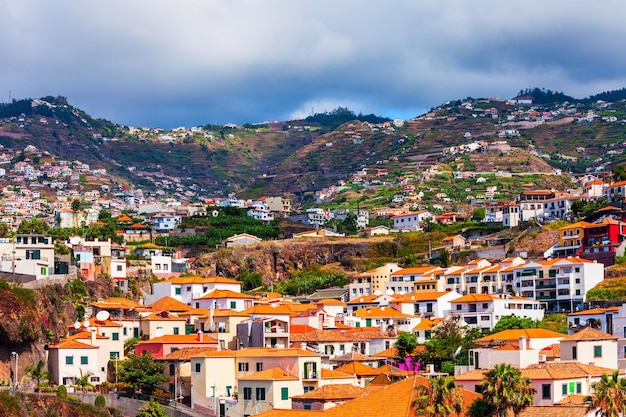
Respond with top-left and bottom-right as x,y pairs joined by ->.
195,239 -> 374,284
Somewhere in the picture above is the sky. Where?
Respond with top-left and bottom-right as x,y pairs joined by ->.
1,1 -> 626,129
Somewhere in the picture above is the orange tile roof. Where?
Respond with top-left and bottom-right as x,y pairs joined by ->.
413,318 -> 443,330
91,297 -> 143,309
475,328 -> 566,343
117,214 -> 133,222
156,347 -> 220,361
316,298 -> 348,306
239,367 -> 299,381
518,406 -> 589,417
554,395 -> 588,405
391,266 -> 439,276
561,327 -> 618,342
291,329 -> 353,342
139,311 -> 186,321
352,306 -> 412,318
347,295 -> 380,305
456,362 -> 624,381
49,338 -> 99,349
212,308 -> 250,317
161,275 -> 242,285
290,324 -> 318,335
149,296 -> 193,312
197,289 -> 253,300
331,351 -> 374,362
334,361 -> 380,376
568,307 -> 618,316
321,368 -> 356,379
539,343 -> 561,358
242,304 -> 294,316
291,384 -> 370,400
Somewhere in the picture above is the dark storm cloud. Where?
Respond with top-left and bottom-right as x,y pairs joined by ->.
1,0 -> 625,128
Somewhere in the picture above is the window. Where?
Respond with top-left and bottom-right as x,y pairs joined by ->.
303,386 -> 314,393
26,249 -> 41,260
163,264 -> 169,271
65,356 -> 73,365
594,345 -> 602,358
187,286 -> 191,292
243,387 -> 252,401
173,327 -> 179,335
542,384 -> 551,399
110,352 -> 119,359
154,264 -> 161,271
238,362 -> 249,372
256,388 -> 266,401
175,287 -> 181,295
112,332 -> 119,341
281,387 -> 289,400
456,305 -> 462,311
304,404 -> 312,410
576,383 -> 582,394
169,364 -> 176,376
80,356 -> 88,365
482,303 -> 488,309
562,384 -> 567,395
572,346 -> 577,360
195,362 -> 201,373
575,267 -> 580,273
123,327 -> 127,336
256,362 -> 263,372
230,301 -> 237,309
171,347 -> 178,353
117,265 -> 123,271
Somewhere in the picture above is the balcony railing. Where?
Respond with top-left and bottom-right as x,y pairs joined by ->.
536,284 -> 556,290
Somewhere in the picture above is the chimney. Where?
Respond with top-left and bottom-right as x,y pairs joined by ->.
197,330 -> 203,342
519,335 -> 527,351
90,327 -> 96,345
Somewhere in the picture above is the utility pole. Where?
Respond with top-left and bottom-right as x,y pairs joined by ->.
11,351 -> 18,394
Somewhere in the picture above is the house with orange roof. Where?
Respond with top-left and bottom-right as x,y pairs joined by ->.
196,289 -> 255,312
291,306 -> 337,330
349,306 -> 415,332
465,333 -> 541,371
456,361 -> 624,407
552,219 -> 623,265
412,317 -> 444,344
138,310 -> 188,341
385,265 -> 441,295
474,328 -> 566,351
346,294 -> 394,312
48,333 -> 101,387
512,257 -> 604,312
257,374 -> 480,417
442,234 -> 466,249
291,383 -> 370,410
0,233 -> 55,279
605,180 -> 626,202
135,333 -> 218,358
333,362 -> 380,385
567,306 -> 618,335
149,275 -> 242,305
390,291 -> 461,319
348,262 -> 402,299
560,327 -> 618,370
190,347 -> 322,416
450,293 -> 543,330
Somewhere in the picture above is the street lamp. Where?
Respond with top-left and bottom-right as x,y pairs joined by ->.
11,352 -> 18,394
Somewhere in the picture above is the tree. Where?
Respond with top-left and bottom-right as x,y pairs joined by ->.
0,222 -> 9,238
17,217 -> 50,234
136,399 -> 168,417
438,249 -> 451,268
75,369 -> 94,400
117,353 -> 166,395
586,371 -> 626,417
95,394 -> 106,408
395,331 -> 418,361
493,315 -> 538,333
480,363 -> 536,417
412,376 -> 464,417
25,360 -> 51,393
471,208 -> 486,222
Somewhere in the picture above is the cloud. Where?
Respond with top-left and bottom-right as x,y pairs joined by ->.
1,0 -> 625,128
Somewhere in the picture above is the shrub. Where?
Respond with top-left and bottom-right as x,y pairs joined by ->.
57,385 -> 67,399
95,394 -> 106,408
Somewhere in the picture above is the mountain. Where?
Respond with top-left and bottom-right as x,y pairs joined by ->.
1,89 -> 626,204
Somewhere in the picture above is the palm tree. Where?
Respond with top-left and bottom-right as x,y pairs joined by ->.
586,371 -> 626,417
480,363 -> 536,417
25,360 -> 51,393
75,369 -> 94,400
412,375 -> 464,417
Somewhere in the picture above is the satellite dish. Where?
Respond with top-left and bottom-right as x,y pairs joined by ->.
69,236 -> 82,246
96,310 -> 110,321
83,319 -> 90,328
373,290 -> 382,296
74,321 -> 81,330
386,289 -> 395,296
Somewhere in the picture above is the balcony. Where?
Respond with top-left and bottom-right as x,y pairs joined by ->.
557,280 -> 570,286
536,295 -> 555,300
535,284 -> 556,290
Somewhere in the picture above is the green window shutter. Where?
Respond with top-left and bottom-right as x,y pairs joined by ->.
281,387 -> 289,400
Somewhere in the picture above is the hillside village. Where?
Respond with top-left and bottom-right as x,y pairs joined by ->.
4,93 -> 626,417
